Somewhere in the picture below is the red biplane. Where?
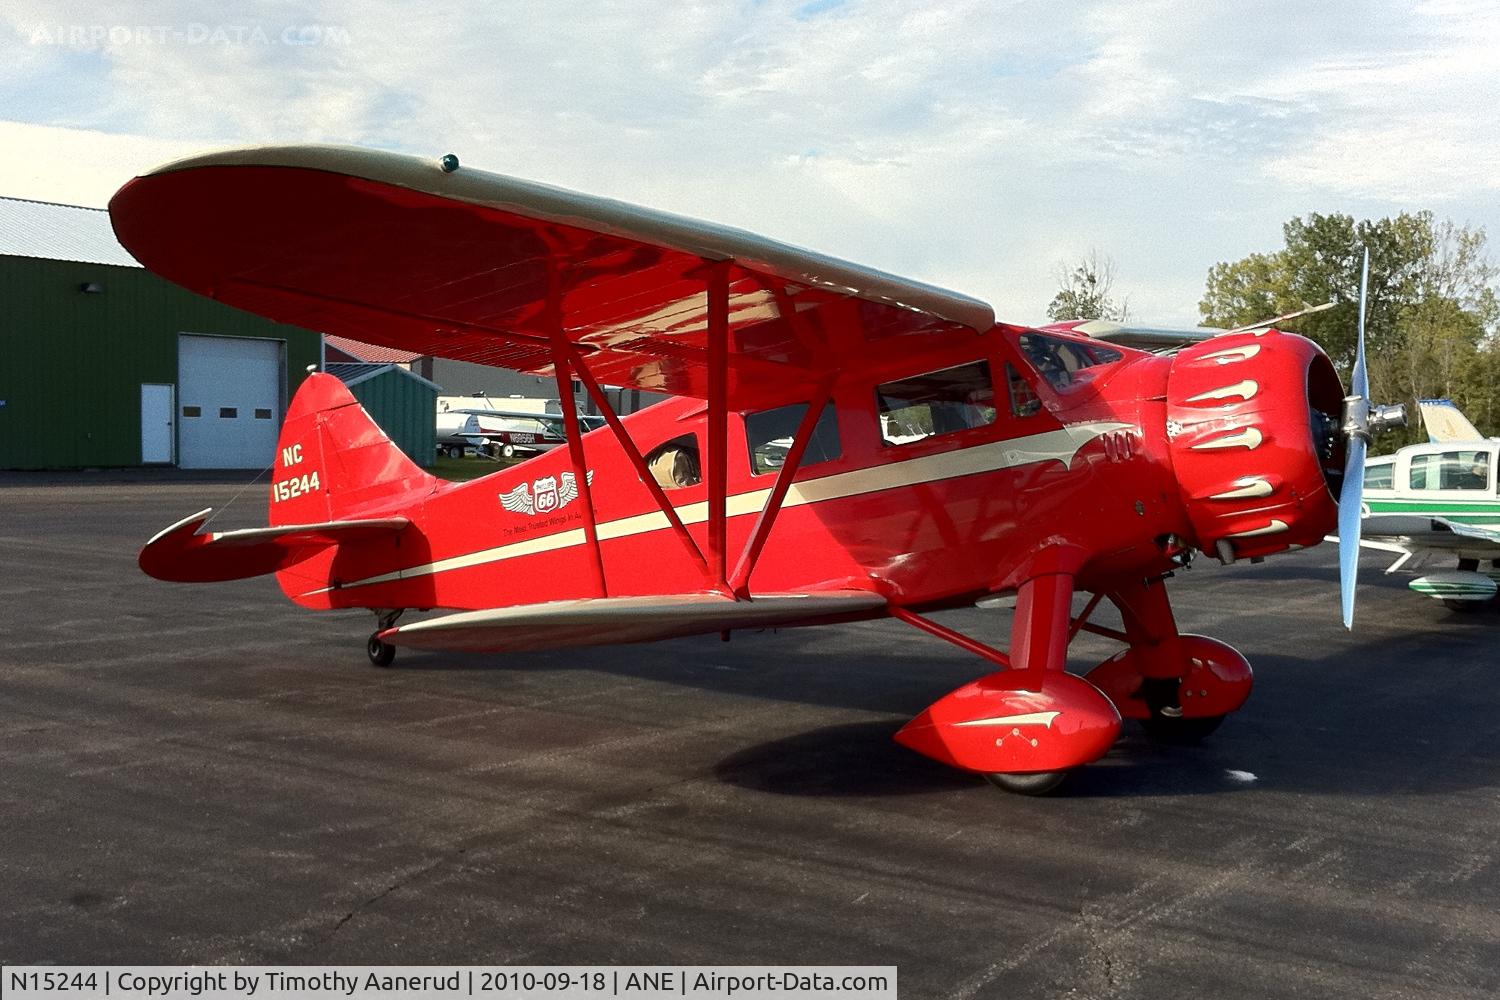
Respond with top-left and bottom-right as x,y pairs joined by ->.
113,146 -> 1398,793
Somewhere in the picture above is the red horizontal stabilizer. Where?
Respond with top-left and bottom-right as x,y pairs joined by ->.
140,508 -> 409,583
381,591 -> 887,654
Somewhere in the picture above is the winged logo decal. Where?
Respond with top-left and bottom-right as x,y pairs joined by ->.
499,482 -> 535,516
498,470 -> 595,517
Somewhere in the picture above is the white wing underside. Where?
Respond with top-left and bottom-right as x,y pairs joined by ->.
381,590 -> 888,653
1333,514 -> 1500,572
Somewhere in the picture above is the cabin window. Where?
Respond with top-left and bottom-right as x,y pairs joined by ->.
1007,363 -> 1042,418
1409,451 -> 1491,491
1362,462 -> 1394,491
1019,333 -> 1120,389
644,434 -> 701,489
876,361 -> 996,446
744,402 -> 841,476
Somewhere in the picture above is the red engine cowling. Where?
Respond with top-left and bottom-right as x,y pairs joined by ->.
1165,331 -> 1345,561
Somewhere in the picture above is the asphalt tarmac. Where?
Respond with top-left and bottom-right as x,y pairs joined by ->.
3,476 -> 1498,998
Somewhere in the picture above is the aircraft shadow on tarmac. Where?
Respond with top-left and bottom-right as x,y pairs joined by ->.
709,720 -> 1275,799
398,611 -> 1496,801
710,683 -> 1498,802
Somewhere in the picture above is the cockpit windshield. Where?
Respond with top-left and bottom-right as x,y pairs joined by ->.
1019,333 -> 1122,389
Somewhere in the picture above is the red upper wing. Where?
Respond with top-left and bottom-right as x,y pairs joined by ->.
109,145 -> 996,411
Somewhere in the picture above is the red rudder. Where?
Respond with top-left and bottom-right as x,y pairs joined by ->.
270,373 -> 434,526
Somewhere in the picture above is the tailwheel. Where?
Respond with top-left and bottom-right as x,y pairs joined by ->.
366,609 -> 403,667
367,632 -> 396,667
983,770 -> 1069,796
1140,713 -> 1224,745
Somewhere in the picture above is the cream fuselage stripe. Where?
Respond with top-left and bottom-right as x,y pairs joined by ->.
306,421 -> 1132,595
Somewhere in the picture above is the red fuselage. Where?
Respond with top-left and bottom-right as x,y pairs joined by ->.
270,325 -> 1343,617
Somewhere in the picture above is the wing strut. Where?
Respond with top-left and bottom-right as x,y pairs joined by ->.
558,338 -> 715,584
706,262 -> 731,592
545,252 -> 607,597
890,608 -> 1013,669
729,376 -> 834,598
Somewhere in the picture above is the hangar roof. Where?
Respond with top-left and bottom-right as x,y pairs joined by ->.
328,361 -> 441,392
324,333 -> 425,364
0,195 -> 141,268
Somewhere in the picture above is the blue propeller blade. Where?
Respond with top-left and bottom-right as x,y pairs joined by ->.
1338,437 -> 1365,630
1338,250 -> 1370,630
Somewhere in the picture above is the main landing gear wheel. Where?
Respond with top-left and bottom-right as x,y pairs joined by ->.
367,632 -> 396,667
501,443 -> 515,459
1140,714 -> 1224,745
983,770 -> 1069,795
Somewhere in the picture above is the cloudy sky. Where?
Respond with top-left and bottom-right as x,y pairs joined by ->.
2,0 -> 1496,325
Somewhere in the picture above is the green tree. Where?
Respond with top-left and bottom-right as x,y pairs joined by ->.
1200,212 -> 1500,444
1047,250 -> 1129,322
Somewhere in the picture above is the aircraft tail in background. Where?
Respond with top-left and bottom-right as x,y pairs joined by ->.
1417,399 -> 1488,443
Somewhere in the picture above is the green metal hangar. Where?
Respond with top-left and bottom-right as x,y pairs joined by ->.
0,195 -> 321,470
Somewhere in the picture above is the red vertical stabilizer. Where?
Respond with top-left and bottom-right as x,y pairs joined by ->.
269,373 -> 435,526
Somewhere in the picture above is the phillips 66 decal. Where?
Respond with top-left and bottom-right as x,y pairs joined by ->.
498,471 -> 594,517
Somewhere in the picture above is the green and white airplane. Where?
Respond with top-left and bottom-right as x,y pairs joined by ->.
1357,401 -> 1500,611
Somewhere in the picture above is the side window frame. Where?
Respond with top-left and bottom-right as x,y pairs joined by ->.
874,359 -> 998,448
743,401 -> 842,478
1407,449 -> 1493,492
1017,331 -> 1122,390
643,433 -> 703,490
1005,361 -> 1043,418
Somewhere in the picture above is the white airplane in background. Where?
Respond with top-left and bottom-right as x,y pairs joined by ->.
1355,400 -> 1500,612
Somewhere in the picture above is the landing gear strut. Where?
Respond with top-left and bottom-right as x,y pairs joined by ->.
893,558 -> 1122,795
893,565 -> 1252,794
366,609 -> 404,667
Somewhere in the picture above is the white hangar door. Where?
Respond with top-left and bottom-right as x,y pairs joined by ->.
178,334 -> 283,469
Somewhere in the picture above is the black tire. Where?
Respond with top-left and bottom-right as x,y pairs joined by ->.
446,445 -> 463,459
367,632 -> 396,667
1140,714 -> 1224,745
983,770 -> 1069,795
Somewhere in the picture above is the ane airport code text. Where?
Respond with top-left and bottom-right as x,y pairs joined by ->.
2,967 -> 897,1000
